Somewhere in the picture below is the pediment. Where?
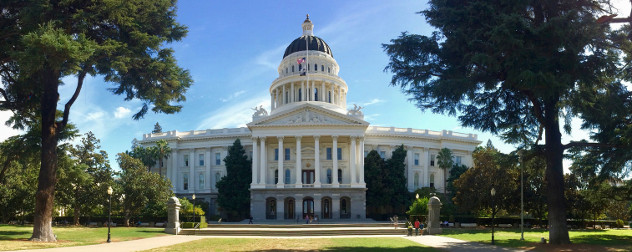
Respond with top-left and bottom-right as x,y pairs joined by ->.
248,104 -> 368,128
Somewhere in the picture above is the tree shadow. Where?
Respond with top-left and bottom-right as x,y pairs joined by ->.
572,234 -> 632,246
0,230 -> 31,240
253,247 -> 439,251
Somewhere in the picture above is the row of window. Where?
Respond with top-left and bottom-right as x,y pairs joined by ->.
273,168 -> 343,184
279,88 -> 334,103
182,153 -> 223,167
366,151 -> 463,167
274,148 -> 343,161
182,171 -> 223,191
286,63 -> 331,74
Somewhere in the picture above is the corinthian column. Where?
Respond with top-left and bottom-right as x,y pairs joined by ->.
314,136 -> 321,187
251,137 -> 258,185
295,136 -> 302,187
350,136 -> 357,185
259,137 -> 266,186
277,136 -> 284,188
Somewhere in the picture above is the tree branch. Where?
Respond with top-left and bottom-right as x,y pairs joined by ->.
563,141 -> 616,150
60,71 -> 86,129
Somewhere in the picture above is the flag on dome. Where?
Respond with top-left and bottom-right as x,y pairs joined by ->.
297,57 -> 305,64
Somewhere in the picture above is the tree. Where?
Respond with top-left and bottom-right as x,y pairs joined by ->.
383,0 -> 632,244
453,147 -> 519,216
117,153 -> 173,226
216,139 -> 251,221
406,197 -> 429,218
436,148 -> 454,194
446,163 -> 468,198
153,122 -> 163,133
154,140 -> 171,177
365,146 -> 409,219
0,1 -> 191,241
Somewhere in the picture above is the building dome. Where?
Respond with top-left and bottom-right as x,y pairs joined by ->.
283,35 -> 333,59
282,14 -> 333,59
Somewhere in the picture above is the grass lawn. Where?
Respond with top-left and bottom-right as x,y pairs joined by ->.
143,238 -> 440,252
440,228 -> 632,251
0,224 -> 166,251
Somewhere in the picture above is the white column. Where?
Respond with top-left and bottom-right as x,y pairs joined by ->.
295,136 -> 302,187
350,136 -> 356,185
330,84 -> 334,103
259,137 -> 267,186
359,137 -> 365,185
332,136 -> 339,186
270,90 -> 274,110
314,136 -> 321,187
406,146 -> 413,191
172,149 -> 179,191
311,81 -> 315,101
252,137 -> 258,185
291,82 -> 295,103
302,81 -> 305,101
189,149 -> 195,193
321,82 -> 325,102
206,148 -> 211,191
424,148 -> 429,187
282,85 -> 286,105
277,136 -> 284,188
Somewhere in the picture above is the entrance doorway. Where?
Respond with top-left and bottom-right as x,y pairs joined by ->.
285,198 -> 295,219
322,198 -> 331,219
302,198 -> 314,219
302,170 -> 315,184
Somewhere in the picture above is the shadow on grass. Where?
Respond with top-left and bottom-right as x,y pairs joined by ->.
572,234 -> 632,246
0,230 -> 31,240
252,246 -> 439,252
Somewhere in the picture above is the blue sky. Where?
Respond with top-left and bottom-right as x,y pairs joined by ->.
2,0 -> 629,171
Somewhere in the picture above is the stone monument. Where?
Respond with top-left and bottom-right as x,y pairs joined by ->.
426,194 -> 442,235
165,197 -> 181,235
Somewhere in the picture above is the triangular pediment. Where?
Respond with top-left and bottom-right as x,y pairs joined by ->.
248,104 -> 368,128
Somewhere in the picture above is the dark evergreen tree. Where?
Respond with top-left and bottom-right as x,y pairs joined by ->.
216,139 -> 252,221
365,146 -> 409,219
384,145 -> 409,214
153,122 -> 163,133
0,1 -> 191,241
383,0 -> 632,244
364,150 -> 386,219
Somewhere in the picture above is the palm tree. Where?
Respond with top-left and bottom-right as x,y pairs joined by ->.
154,140 -> 171,177
436,148 -> 454,194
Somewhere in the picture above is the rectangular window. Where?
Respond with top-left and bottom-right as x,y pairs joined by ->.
364,151 -> 368,158
414,153 -> 419,166
199,154 -> 204,166
214,172 -> 221,190
198,172 -> 204,189
430,154 -> 436,166
184,155 -> 189,167
285,148 -> 290,160
337,148 -> 342,160
326,148 -> 332,160
183,173 -> 189,191
338,169 -> 342,183
275,148 -> 279,161
215,153 -> 221,165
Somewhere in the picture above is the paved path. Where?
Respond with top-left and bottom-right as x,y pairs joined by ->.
15,234 -> 526,252
405,235 -> 525,252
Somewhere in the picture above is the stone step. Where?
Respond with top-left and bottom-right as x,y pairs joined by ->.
179,225 -> 408,236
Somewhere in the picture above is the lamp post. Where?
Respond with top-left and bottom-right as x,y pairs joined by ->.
107,186 -> 113,243
519,151 -> 525,241
491,187 -> 496,245
192,194 -> 196,228
416,193 -> 419,200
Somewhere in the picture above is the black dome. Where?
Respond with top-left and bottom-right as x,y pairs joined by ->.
283,35 -> 333,59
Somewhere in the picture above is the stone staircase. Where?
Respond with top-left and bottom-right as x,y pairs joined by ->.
180,223 -> 408,236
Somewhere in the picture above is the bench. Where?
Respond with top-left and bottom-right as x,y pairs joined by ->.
498,224 -> 512,228
155,222 -> 165,227
88,222 -> 98,227
139,222 -> 150,227
461,223 -> 477,228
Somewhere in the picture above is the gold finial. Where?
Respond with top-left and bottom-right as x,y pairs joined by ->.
306,14 -> 310,20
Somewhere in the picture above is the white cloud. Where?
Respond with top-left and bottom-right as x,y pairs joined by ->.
255,44 -> 287,71
219,90 -> 247,102
363,98 -> 384,106
197,93 -> 270,130
114,107 -> 132,119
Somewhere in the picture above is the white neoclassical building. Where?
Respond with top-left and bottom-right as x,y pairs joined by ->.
136,16 -> 481,221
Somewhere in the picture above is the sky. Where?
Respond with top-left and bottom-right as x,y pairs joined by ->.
1,0 -> 630,171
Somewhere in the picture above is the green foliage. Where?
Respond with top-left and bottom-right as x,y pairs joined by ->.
365,146 -> 409,219
406,197 -> 429,217
117,153 -> 173,226
178,197 -> 206,218
216,139 -> 251,221
615,219 -> 625,228
383,0 -> 632,244
446,164 -> 468,198
153,122 -> 163,133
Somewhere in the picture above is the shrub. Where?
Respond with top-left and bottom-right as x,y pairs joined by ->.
615,219 -> 625,228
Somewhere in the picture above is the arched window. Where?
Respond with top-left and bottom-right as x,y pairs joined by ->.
285,91 -> 288,104
328,67 -> 331,73
275,169 -> 279,184
215,172 -> 221,189
285,169 -> 291,184
298,89 -> 302,101
414,172 -> 419,188
314,63 -> 317,71
198,172 -> 205,189
328,91 -> 331,103
430,173 -> 435,188
183,173 -> 189,191
315,88 -> 318,101
326,169 -> 332,184
285,68 -> 288,74
321,65 -> 324,71
292,65 -> 295,72
340,197 -> 350,218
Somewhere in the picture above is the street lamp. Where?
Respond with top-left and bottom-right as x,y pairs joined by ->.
518,150 -> 525,241
192,194 -> 196,228
107,186 -> 113,243
416,193 -> 419,200
491,187 -> 496,245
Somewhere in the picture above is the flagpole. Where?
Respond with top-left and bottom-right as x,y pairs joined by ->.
306,25 -> 309,101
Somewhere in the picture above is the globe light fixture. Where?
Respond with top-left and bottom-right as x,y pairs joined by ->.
107,186 -> 113,243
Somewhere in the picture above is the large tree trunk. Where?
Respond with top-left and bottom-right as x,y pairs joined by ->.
73,203 -> 81,226
30,70 -> 60,242
543,101 -> 570,245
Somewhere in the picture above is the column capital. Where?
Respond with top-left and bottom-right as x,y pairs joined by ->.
314,135 -> 320,140
350,135 -> 357,140
252,136 -> 259,141
332,135 -> 338,140
277,136 -> 285,141
295,136 -> 302,140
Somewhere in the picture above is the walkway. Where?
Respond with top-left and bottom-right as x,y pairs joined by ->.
405,235 -> 525,252
14,235 -> 207,252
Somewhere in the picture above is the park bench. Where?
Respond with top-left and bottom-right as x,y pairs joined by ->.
87,222 -> 98,227
155,222 -> 165,227
498,224 -> 512,228
461,223 -> 477,228
139,222 -> 150,227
